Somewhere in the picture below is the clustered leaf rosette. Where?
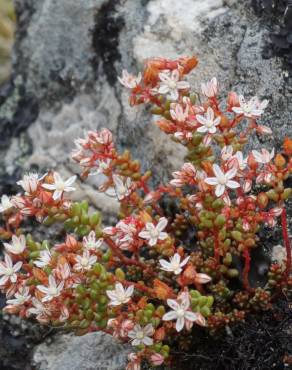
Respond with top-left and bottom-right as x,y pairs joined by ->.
0,56 -> 291,370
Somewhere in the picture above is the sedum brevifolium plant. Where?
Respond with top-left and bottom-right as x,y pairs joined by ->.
0,56 -> 291,369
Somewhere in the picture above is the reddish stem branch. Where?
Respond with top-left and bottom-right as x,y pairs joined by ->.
243,248 -> 251,291
281,207 -> 291,281
104,237 -> 154,275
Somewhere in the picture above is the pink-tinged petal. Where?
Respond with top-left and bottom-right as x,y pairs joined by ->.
204,177 -> 218,185
144,323 -> 154,336
176,317 -> 185,332
64,186 -> 75,192
37,286 -> 49,294
166,299 -> 179,311
65,175 -> 77,186
196,115 -> 207,126
252,150 -> 262,163
206,107 -> 214,120
143,336 -> 153,346
215,184 -> 225,197
0,276 -> 9,285
4,254 -> 12,268
53,190 -> 62,200
158,232 -> 168,240
10,273 -> 17,283
180,256 -> 190,267
138,231 -> 150,239
126,285 -> 134,297
209,126 -> 217,134
13,261 -> 23,272
197,126 -> 208,133
149,238 -> 157,246
184,311 -> 198,322
159,260 -> 171,269
170,90 -> 179,101
158,73 -> 170,83
226,180 -> 240,189
157,217 -> 168,231
177,81 -> 190,90
225,166 -> 237,180
158,85 -> 170,94
162,311 -> 178,321
213,164 -> 224,180
131,339 -> 141,346
195,273 -> 212,284
194,313 -> 207,327
53,172 -> 62,183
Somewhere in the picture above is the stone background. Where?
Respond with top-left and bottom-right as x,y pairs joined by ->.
0,0 -> 291,369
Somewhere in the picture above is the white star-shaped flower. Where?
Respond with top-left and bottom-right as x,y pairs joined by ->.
196,107 -> 221,134
34,250 -> 52,268
83,231 -> 103,250
162,293 -> 204,332
128,324 -> 154,346
74,250 -> 97,271
170,103 -> 189,122
159,253 -> 190,275
6,286 -> 31,306
232,95 -> 268,118
106,282 -> 134,306
105,175 -> 133,200
37,275 -> 64,302
0,195 -> 13,213
4,235 -> 26,255
252,148 -> 274,164
118,70 -> 142,89
157,70 -> 190,101
17,173 -> 42,194
42,172 -> 76,200
204,164 -> 240,197
139,217 -> 168,246
0,254 -> 22,285
27,297 -> 52,323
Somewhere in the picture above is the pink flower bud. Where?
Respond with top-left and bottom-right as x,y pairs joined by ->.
150,353 -> 165,366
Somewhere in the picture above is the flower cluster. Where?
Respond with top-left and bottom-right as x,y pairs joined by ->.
0,56 -> 291,369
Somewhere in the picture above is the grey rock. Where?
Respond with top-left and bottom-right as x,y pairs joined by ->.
33,332 -> 130,370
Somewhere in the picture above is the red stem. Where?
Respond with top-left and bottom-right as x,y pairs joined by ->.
104,237 -> 154,276
281,207 -> 291,281
243,248 -> 251,291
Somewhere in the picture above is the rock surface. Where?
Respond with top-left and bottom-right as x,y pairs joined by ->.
33,332 -> 130,370
0,0 -> 291,369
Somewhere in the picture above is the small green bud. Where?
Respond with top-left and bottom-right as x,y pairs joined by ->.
215,215 -> 226,228
198,296 -> 208,307
115,268 -> 125,280
231,231 -> 242,242
206,296 -> 214,307
79,319 -> 90,329
223,253 -> 232,266
89,212 -> 101,226
200,306 -> 211,317
227,269 -> 239,278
